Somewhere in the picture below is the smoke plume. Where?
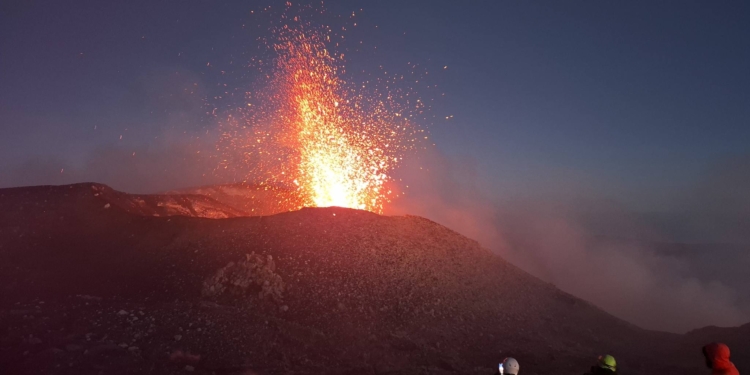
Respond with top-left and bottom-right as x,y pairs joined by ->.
388,148 -> 750,333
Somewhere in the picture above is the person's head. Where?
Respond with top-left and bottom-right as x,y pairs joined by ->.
595,354 -> 617,373
703,343 -> 732,370
499,357 -> 520,375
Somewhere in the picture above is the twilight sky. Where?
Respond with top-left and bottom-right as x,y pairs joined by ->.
1,0 -> 749,213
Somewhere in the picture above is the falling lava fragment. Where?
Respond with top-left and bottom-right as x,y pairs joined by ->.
220,20 -> 419,214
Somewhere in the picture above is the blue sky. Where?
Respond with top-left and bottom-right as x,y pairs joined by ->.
1,0 -> 748,213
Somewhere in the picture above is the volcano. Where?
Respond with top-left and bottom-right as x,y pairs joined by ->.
0,183 -> 746,375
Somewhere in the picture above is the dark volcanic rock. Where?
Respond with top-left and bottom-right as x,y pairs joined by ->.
167,183 -> 299,217
97,183 -> 249,218
0,183 -> 744,375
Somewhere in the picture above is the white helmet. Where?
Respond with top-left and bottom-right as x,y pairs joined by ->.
500,357 -> 520,375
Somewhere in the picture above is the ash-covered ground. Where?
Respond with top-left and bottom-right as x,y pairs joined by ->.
0,183 -> 746,375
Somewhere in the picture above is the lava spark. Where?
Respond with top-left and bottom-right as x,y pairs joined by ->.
219,15 -> 421,214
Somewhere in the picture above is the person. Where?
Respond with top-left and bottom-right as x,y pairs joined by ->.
703,342 -> 740,375
584,354 -> 617,375
498,357 -> 520,375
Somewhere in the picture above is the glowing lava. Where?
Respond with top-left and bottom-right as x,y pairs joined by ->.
282,30 -> 387,210
220,16 -> 420,214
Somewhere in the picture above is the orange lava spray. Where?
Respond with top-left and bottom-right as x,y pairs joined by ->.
219,13 -> 422,214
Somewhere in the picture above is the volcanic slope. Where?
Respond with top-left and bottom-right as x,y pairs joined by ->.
95,183 -> 248,218
167,183 -> 298,216
0,183 -> 732,375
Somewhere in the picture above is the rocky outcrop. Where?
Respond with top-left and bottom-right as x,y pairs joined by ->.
202,253 -> 285,303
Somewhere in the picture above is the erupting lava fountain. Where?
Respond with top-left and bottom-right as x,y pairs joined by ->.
219,12 -> 426,214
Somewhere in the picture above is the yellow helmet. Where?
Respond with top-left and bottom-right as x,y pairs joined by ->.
597,354 -> 617,371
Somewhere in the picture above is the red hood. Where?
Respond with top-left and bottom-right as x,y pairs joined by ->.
704,343 -> 739,375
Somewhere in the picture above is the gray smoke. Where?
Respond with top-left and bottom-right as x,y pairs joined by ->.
387,148 -> 750,333
0,132 -> 222,193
